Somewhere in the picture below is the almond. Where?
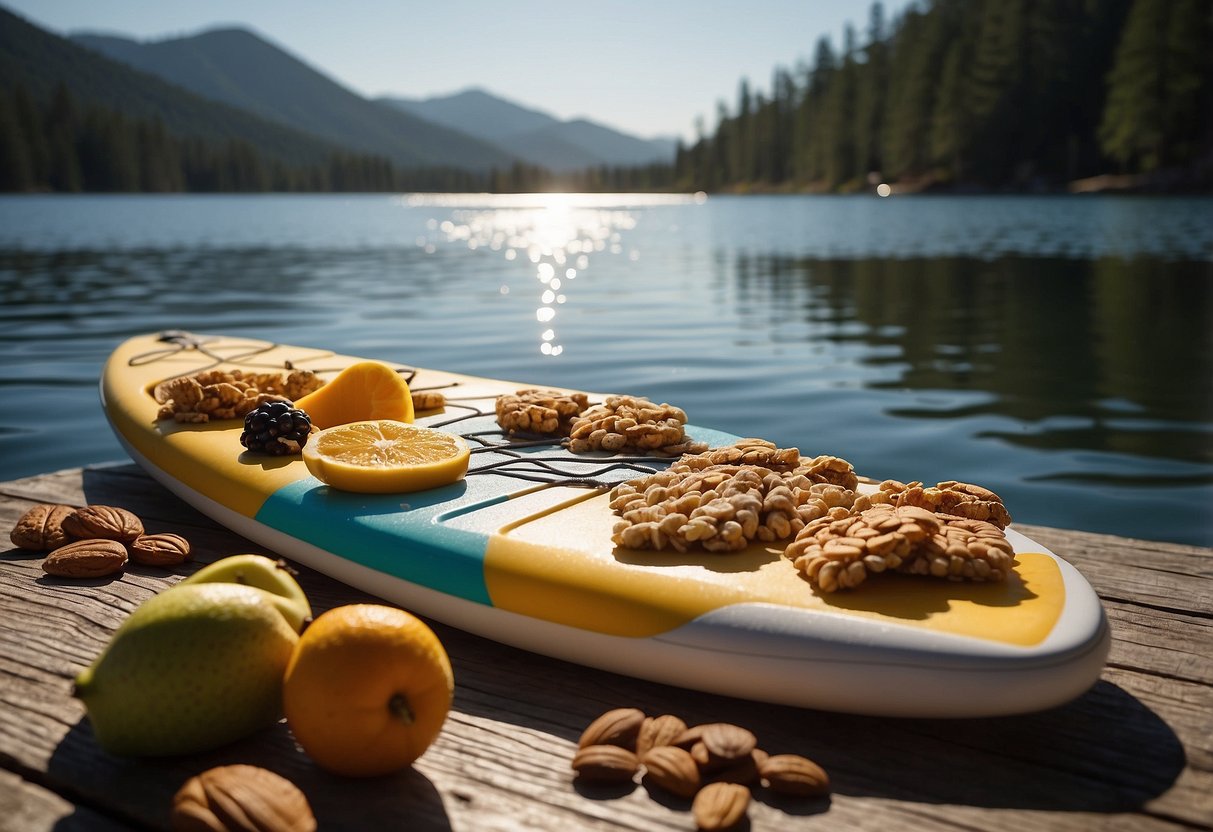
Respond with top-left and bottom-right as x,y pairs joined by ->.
42,539 -> 127,578
172,764 -> 316,832
62,505 -> 143,543
700,723 -> 757,762
10,504 -> 75,551
692,781 -> 750,831
577,707 -> 645,750
641,745 -> 700,798
571,744 -> 638,783
636,713 -> 688,755
129,532 -> 191,566
759,753 -> 830,797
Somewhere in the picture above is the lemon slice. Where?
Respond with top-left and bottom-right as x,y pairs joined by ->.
294,362 -> 414,429
302,420 -> 470,493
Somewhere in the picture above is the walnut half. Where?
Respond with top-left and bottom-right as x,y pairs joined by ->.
171,765 -> 316,832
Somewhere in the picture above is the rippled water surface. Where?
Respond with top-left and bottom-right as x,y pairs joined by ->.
1,193 -> 1210,545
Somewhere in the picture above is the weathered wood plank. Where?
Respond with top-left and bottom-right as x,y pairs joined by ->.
1,465 -> 1210,831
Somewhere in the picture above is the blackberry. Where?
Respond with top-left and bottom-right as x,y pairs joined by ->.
240,401 -> 312,456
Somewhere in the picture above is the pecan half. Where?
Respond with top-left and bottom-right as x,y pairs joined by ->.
42,539 -> 127,578
10,504 -> 76,551
62,505 -> 143,543
171,764 -> 316,832
129,533 -> 192,567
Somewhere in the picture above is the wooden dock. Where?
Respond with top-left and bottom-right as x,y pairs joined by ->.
1,462 -> 1210,831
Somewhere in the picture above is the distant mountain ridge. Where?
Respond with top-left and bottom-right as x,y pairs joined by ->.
70,28 -> 516,171
0,7 -> 351,167
379,89 -> 678,171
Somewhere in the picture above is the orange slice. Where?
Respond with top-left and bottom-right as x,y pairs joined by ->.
294,362 -> 414,429
302,420 -> 470,493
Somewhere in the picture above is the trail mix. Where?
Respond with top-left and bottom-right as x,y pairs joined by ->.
572,707 -> 829,831
154,369 -> 325,423
567,395 -> 708,456
495,388 -> 589,435
785,503 -> 1016,592
608,440 -> 863,553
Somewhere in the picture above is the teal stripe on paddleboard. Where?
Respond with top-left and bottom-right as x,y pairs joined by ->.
254,476 -> 507,605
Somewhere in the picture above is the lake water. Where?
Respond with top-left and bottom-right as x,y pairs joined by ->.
1,193 -> 1210,546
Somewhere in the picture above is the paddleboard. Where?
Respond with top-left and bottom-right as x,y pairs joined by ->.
101,331 -> 1109,716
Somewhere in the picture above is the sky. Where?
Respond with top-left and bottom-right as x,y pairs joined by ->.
4,0 -> 911,142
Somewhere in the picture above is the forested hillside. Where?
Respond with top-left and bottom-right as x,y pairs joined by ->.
673,0 -> 1212,192
70,29 -> 517,171
1,0 -> 1209,193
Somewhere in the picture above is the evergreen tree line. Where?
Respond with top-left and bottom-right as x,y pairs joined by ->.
0,81 -> 678,194
674,0 -> 1212,191
2,0 -> 1208,194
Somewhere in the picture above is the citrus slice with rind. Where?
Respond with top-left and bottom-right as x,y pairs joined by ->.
302,421 -> 470,493
294,361 -> 414,429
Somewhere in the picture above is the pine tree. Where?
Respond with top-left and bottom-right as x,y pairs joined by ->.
0,90 -> 34,191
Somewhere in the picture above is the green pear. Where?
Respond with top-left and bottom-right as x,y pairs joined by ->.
74,582 -> 297,757
179,554 -> 312,633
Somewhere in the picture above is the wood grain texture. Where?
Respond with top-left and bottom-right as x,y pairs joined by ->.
1,464 -> 1210,831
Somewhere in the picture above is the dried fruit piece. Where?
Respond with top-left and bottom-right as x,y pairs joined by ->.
571,744 -> 639,783
129,533 -> 192,567
240,401 -> 313,456
641,745 -> 700,798
62,505 -> 144,544
636,713 -> 688,755
171,764 -> 316,832
759,753 -> 830,797
692,781 -> 750,831
10,503 -> 75,551
42,539 -> 127,578
577,707 -> 645,750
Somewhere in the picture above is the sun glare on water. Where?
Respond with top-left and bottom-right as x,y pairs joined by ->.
407,193 -> 690,357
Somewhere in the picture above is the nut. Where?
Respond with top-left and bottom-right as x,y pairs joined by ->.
577,707 -> 645,749
699,723 -> 757,763
610,443 -> 863,553
571,744 -> 639,783
495,389 -> 588,435
567,395 -> 708,457
692,781 -> 750,831
641,745 -> 700,798
411,390 -> 447,411
42,539 -> 127,578
759,753 -> 830,797
10,504 -> 76,551
155,369 -> 324,423
129,533 -> 192,566
636,713 -> 688,755
171,764 -> 316,832
868,479 -> 1012,528
62,505 -> 144,543
786,503 -> 1016,592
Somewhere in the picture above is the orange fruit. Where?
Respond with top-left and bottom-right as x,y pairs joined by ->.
293,361 -> 414,428
302,420 -> 470,493
283,604 -> 453,777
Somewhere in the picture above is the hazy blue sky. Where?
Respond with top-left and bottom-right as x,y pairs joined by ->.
6,0 -> 911,141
